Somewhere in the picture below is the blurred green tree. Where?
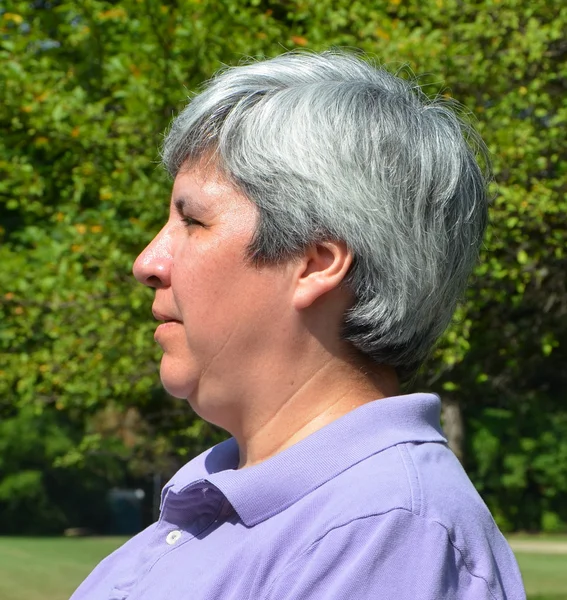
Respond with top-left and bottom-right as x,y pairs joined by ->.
1,0 -> 565,532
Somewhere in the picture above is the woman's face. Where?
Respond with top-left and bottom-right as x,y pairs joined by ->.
133,166 -> 295,424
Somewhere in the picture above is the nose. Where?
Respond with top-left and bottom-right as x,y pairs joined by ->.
132,226 -> 173,289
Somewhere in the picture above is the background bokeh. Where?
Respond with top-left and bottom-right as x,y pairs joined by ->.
1,0 -> 566,545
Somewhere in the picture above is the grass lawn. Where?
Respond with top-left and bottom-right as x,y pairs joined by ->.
0,536 -> 566,599
509,534 -> 567,544
509,534 -> 567,599
0,537 -> 128,600
515,553 -> 567,600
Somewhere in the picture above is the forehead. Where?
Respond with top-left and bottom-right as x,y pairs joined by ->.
170,166 -> 257,218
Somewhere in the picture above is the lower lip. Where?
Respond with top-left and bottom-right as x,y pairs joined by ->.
155,321 -> 182,338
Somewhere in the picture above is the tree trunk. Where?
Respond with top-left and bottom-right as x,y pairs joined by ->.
441,396 -> 465,464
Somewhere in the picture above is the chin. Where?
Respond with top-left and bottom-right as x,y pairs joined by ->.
159,355 -> 231,428
161,379 -> 192,399
159,356 -> 197,400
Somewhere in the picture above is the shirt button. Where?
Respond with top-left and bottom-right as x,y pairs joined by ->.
166,530 -> 182,545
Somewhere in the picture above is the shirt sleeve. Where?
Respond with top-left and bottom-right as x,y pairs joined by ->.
264,509 -> 505,600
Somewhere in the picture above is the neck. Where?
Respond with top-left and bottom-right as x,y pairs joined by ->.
234,353 -> 399,469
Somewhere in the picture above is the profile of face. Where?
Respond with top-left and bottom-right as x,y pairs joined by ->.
132,166 -> 297,424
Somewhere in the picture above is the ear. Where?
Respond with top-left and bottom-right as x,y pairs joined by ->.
292,240 -> 353,310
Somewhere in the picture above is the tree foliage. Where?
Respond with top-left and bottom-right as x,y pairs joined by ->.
1,0 -> 566,533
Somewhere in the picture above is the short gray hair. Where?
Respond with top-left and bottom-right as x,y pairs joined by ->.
162,50 -> 490,379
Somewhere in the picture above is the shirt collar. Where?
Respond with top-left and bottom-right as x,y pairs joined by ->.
162,393 -> 446,526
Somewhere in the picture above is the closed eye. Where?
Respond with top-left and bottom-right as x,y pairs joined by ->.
174,199 -> 203,229
181,215 -> 202,228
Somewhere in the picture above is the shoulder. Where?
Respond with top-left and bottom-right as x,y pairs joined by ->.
265,507 -> 524,600
263,442 -> 524,600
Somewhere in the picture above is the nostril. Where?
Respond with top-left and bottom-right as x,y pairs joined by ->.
145,275 -> 164,289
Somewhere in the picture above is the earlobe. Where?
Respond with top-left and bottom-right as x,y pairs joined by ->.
292,241 -> 353,310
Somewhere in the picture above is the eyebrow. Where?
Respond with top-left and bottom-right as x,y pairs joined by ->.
173,196 -> 203,220
174,194 -> 209,216
173,196 -> 189,215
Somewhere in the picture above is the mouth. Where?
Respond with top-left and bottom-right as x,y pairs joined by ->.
152,309 -> 182,324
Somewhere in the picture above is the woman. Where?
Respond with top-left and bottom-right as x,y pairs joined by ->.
72,51 -> 525,599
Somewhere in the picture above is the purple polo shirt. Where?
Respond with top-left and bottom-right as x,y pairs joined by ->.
71,394 -> 525,599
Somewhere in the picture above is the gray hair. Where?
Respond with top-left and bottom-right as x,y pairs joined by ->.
162,50 -> 490,379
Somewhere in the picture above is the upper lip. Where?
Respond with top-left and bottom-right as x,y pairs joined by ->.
152,308 -> 181,323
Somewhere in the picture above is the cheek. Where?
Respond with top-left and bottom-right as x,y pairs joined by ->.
171,253 -> 242,323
